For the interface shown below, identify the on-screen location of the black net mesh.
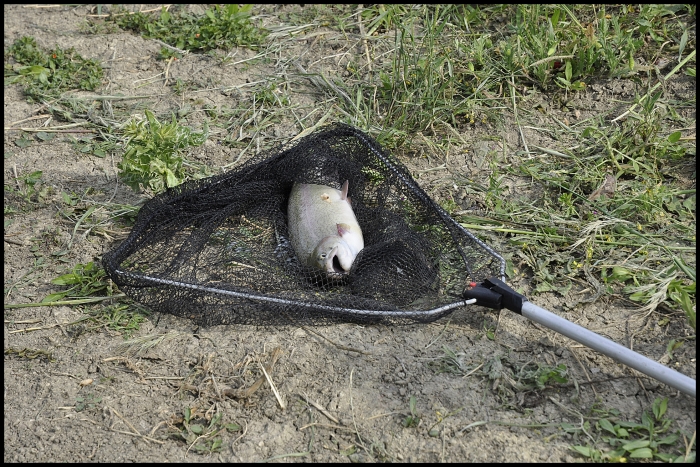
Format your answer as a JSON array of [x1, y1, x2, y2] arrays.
[[103, 123, 505, 325]]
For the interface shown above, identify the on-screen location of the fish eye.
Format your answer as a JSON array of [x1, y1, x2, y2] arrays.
[[320, 254, 326, 258]]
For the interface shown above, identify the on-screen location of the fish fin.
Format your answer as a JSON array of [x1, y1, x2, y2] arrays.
[[340, 180, 349, 201], [337, 223, 353, 236]]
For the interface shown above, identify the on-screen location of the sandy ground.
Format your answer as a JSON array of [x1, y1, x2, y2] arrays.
[[4, 4, 695, 462]]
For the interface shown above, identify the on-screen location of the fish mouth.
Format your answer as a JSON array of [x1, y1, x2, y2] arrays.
[[331, 254, 346, 274]]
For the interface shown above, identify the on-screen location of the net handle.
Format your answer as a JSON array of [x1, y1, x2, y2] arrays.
[[465, 277, 695, 398], [521, 301, 696, 398]]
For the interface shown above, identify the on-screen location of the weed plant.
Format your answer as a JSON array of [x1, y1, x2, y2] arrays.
[[4, 36, 103, 101], [118, 110, 208, 192], [570, 398, 695, 462], [110, 4, 267, 57]]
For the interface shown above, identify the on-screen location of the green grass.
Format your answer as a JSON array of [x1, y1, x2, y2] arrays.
[[402, 395, 421, 428], [166, 407, 242, 454], [109, 4, 267, 57], [4, 36, 103, 101], [478, 81, 696, 324], [328, 5, 692, 135], [4, 169, 48, 207], [118, 109, 209, 193], [82, 303, 149, 338], [5, 260, 147, 338], [569, 398, 696, 462], [41, 260, 118, 302], [74, 392, 102, 413]]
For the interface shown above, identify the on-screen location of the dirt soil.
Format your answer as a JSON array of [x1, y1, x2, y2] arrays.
[[4, 4, 696, 462]]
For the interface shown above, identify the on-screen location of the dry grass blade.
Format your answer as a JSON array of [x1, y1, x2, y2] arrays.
[[223, 347, 283, 399], [113, 331, 185, 357], [260, 361, 285, 409], [299, 393, 340, 424]]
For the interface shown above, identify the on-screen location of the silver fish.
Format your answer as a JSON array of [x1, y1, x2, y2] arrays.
[[287, 180, 364, 275]]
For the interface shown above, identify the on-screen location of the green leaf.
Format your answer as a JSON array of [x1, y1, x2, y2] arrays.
[[225, 423, 241, 432], [190, 424, 203, 434], [403, 415, 419, 428], [556, 77, 571, 88], [41, 292, 68, 303], [654, 452, 675, 462], [561, 422, 579, 433], [652, 397, 668, 420], [603, 448, 627, 462], [15, 135, 33, 148], [678, 29, 688, 61], [598, 418, 616, 435], [609, 266, 634, 282], [629, 290, 648, 302], [655, 434, 679, 445], [617, 420, 645, 430], [551, 8, 561, 28], [159, 7, 170, 23], [683, 304, 695, 331], [570, 445, 592, 457], [36, 131, 55, 141], [409, 395, 417, 414], [672, 255, 696, 282], [628, 447, 653, 459], [667, 131, 681, 143], [622, 439, 650, 451], [208, 412, 222, 429], [25, 171, 43, 185], [535, 281, 554, 293], [556, 281, 573, 296], [165, 168, 179, 188], [51, 273, 80, 285]]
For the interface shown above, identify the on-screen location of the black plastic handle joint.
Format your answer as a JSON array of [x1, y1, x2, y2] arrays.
[[462, 277, 527, 314]]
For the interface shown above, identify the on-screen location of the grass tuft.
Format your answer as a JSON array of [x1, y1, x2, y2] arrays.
[[570, 398, 696, 462], [4, 36, 103, 101], [109, 4, 267, 57], [118, 109, 208, 193]]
